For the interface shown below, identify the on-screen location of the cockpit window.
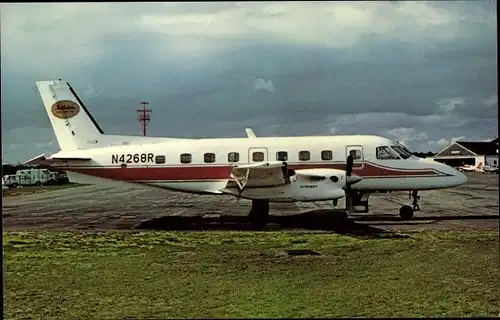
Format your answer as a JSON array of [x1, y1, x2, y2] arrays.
[[391, 145, 414, 160], [376, 146, 399, 160]]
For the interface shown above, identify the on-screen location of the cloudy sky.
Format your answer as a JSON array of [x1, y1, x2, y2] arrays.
[[1, 1, 497, 163]]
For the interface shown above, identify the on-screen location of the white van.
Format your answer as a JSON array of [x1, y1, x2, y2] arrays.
[[14, 168, 52, 187]]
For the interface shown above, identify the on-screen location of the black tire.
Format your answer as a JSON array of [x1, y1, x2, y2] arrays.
[[248, 210, 267, 229], [248, 200, 269, 229], [35, 181, 42, 186], [399, 205, 414, 220], [329, 211, 349, 227], [11, 183, 18, 188]]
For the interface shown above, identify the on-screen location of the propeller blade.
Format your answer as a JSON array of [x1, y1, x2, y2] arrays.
[[346, 154, 353, 177], [344, 154, 355, 214]]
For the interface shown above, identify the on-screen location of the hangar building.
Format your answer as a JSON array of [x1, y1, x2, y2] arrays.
[[430, 138, 498, 168]]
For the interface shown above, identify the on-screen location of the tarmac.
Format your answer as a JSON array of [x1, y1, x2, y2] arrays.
[[2, 172, 498, 234]]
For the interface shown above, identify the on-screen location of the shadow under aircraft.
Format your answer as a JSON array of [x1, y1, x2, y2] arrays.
[[135, 209, 414, 239]]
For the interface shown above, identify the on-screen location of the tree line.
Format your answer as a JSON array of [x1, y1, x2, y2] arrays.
[[412, 151, 436, 158]]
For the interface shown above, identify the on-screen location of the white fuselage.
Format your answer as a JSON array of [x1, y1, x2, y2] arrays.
[[49, 134, 467, 201]]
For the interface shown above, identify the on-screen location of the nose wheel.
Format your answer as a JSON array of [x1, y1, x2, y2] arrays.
[[400, 190, 420, 220], [399, 205, 414, 220]]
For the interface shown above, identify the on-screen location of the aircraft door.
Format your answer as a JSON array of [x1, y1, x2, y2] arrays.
[[248, 147, 268, 163], [345, 145, 364, 169]]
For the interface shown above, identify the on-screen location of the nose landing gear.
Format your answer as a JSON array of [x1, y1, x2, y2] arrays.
[[410, 190, 420, 212]]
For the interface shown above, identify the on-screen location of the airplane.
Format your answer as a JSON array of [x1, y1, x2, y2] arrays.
[[25, 80, 468, 228], [457, 162, 483, 172], [482, 165, 499, 174]]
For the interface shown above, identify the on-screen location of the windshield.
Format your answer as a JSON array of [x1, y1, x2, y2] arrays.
[[376, 146, 400, 160], [391, 144, 415, 160]]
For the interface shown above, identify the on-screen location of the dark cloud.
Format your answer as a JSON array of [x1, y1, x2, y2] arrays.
[[1, 1, 497, 162]]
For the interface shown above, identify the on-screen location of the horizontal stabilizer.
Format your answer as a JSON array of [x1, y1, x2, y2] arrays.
[[24, 153, 48, 166], [51, 156, 92, 161], [24, 153, 92, 166]]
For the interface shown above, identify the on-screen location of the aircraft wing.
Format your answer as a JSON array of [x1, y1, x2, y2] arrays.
[[24, 153, 92, 166], [229, 161, 290, 191]]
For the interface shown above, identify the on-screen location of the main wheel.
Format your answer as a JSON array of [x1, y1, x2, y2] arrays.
[[333, 211, 349, 224], [248, 200, 269, 229], [399, 205, 414, 220]]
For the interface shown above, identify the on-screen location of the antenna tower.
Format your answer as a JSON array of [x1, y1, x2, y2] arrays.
[[137, 101, 152, 136]]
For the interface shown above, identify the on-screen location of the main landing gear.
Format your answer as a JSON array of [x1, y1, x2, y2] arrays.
[[248, 199, 270, 229], [349, 190, 421, 220], [247, 191, 422, 227], [345, 192, 370, 213]]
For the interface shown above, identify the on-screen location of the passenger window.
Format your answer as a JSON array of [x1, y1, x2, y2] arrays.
[[180, 153, 192, 164], [204, 153, 216, 163], [276, 151, 288, 161], [299, 151, 310, 161], [155, 155, 166, 164], [253, 152, 265, 162], [321, 150, 333, 161], [228, 152, 239, 162], [349, 149, 362, 160]]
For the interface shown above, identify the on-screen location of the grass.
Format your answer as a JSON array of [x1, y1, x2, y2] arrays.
[[3, 230, 499, 319], [2, 183, 84, 197]]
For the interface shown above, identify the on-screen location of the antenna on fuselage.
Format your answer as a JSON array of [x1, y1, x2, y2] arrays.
[[245, 128, 257, 138]]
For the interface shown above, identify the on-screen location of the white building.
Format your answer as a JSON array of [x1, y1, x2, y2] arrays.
[[429, 138, 498, 168]]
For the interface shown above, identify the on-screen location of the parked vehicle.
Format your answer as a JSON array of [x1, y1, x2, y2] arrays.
[[482, 165, 499, 174], [3, 168, 62, 188], [2, 174, 17, 188]]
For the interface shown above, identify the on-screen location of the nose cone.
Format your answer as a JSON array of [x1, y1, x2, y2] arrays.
[[454, 170, 468, 186], [438, 163, 468, 187], [346, 174, 362, 185]]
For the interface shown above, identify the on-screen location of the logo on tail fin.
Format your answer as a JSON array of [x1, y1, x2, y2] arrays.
[[51, 100, 80, 119]]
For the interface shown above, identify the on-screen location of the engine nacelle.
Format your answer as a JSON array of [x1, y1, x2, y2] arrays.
[[293, 168, 347, 185], [236, 168, 348, 202], [281, 168, 347, 202]]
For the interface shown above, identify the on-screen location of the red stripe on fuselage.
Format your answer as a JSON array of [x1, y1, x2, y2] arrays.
[[62, 162, 440, 181]]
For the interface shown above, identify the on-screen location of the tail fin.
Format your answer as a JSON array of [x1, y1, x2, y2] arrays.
[[36, 80, 104, 151]]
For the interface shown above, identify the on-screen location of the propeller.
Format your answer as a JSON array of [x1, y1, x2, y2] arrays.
[[343, 154, 362, 214], [344, 155, 354, 213]]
